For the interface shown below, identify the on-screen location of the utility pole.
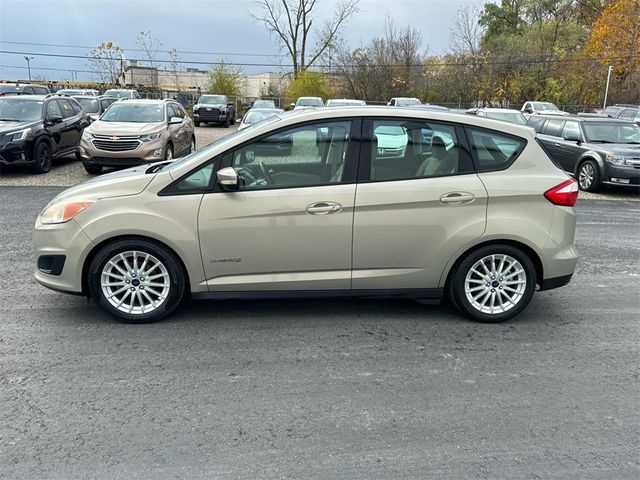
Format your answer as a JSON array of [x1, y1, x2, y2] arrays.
[[603, 65, 613, 109], [24, 56, 34, 81]]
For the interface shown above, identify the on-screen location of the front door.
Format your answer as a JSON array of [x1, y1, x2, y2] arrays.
[[352, 118, 488, 290], [198, 119, 359, 291]]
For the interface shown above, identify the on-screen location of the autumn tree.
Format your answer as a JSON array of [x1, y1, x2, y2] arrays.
[[286, 70, 331, 102], [585, 0, 640, 102], [252, 0, 359, 77]]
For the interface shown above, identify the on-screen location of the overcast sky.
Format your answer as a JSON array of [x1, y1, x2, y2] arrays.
[[0, 0, 488, 82]]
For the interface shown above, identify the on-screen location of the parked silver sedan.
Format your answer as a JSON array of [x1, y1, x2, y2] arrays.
[[34, 107, 579, 323]]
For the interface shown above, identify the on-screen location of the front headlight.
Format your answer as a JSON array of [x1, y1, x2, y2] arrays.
[[82, 131, 94, 141], [40, 200, 95, 225], [10, 127, 31, 141], [605, 154, 627, 165], [193, 105, 199, 112], [140, 132, 162, 142]]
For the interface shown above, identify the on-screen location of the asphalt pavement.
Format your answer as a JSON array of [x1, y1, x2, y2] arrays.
[[0, 187, 638, 479]]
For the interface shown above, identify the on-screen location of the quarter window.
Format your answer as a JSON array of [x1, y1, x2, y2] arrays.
[[467, 128, 526, 172], [231, 121, 352, 190], [368, 119, 464, 181]]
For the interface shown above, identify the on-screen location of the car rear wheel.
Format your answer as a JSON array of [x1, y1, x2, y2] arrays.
[[578, 160, 600, 192], [448, 245, 536, 323], [87, 238, 186, 323], [31, 140, 52, 174]]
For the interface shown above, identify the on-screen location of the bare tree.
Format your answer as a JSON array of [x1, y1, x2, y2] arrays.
[[451, 3, 483, 55], [136, 31, 162, 68], [252, 0, 359, 77], [168, 48, 181, 93], [88, 42, 125, 86]]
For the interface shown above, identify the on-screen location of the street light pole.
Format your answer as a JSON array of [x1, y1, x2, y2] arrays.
[[603, 65, 613, 109], [24, 56, 34, 82]]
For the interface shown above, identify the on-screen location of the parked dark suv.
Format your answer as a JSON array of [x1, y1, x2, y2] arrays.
[[0, 83, 50, 96], [0, 95, 87, 173], [193, 94, 236, 127], [528, 115, 640, 191], [602, 104, 640, 125]]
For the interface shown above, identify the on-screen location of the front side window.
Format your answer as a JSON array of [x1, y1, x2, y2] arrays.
[[76, 98, 99, 113], [468, 128, 526, 172], [46, 100, 62, 119], [231, 120, 352, 190], [395, 98, 421, 107], [561, 121, 581, 140], [368, 119, 463, 181]]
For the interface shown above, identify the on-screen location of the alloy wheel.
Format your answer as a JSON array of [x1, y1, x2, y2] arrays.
[[100, 251, 171, 315], [464, 254, 527, 315], [578, 163, 594, 190]]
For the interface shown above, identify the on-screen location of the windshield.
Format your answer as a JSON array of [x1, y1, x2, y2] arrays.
[[485, 111, 528, 125], [0, 85, 22, 94], [243, 110, 280, 124], [104, 90, 133, 99], [253, 100, 275, 108], [100, 103, 164, 123], [583, 122, 640, 144], [532, 102, 559, 111], [75, 98, 99, 113], [296, 98, 323, 107], [328, 99, 366, 106], [396, 98, 421, 106], [0, 98, 43, 121], [162, 115, 281, 172], [199, 95, 226, 104]]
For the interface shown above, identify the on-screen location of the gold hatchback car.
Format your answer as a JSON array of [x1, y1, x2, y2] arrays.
[[78, 99, 195, 174], [34, 108, 579, 323]]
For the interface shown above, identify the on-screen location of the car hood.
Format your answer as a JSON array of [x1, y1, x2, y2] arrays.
[[197, 103, 226, 108], [0, 120, 38, 134], [87, 121, 164, 136], [48, 164, 158, 205], [583, 143, 640, 154]]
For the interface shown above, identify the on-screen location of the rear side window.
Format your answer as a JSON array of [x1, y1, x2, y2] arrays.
[[527, 116, 546, 133], [543, 119, 565, 137], [620, 109, 637, 120], [69, 99, 82, 115], [34, 87, 48, 94], [23, 87, 35, 94], [467, 128, 526, 172], [56, 99, 75, 119]]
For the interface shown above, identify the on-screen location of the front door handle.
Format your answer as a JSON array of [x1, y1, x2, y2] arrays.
[[306, 201, 342, 215], [440, 192, 475, 205]]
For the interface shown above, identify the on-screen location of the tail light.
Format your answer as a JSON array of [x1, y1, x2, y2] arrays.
[[544, 178, 578, 206]]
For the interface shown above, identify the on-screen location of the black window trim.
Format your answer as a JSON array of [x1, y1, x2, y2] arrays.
[[463, 124, 528, 173], [358, 116, 475, 183]]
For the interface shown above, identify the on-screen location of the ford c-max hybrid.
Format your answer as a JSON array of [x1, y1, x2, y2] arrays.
[[34, 108, 579, 323]]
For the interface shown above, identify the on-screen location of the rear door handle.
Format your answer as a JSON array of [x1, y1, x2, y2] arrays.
[[439, 192, 475, 205], [306, 201, 342, 215]]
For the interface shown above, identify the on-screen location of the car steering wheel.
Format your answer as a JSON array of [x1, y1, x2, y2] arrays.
[[258, 161, 274, 184]]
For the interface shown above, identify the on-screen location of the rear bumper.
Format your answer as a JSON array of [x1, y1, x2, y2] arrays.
[[539, 274, 573, 291]]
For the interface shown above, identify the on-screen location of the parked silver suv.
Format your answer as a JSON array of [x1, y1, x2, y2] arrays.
[[34, 108, 579, 323]]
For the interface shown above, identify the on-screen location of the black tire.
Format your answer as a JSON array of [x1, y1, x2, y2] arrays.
[[84, 164, 102, 174], [31, 140, 53, 174], [165, 143, 174, 160], [194, 121, 200, 127], [223, 116, 229, 128], [447, 244, 537, 323], [87, 238, 186, 323], [577, 159, 600, 192], [230, 113, 236, 125], [189, 136, 196, 154]]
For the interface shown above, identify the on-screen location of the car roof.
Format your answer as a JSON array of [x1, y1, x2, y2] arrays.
[[531, 114, 633, 123], [477, 108, 523, 113], [0, 94, 48, 100], [110, 98, 166, 105]]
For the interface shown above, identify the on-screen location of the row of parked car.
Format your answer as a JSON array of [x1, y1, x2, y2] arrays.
[[0, 87, 194, 174]]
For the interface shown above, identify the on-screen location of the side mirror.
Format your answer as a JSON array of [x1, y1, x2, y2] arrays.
[[564, 134, 581, 143], [217, 167, 239, 190], [169, 116, 182, 124], [48, 115, 63, 124]]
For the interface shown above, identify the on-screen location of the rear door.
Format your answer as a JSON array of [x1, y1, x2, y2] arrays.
[[55, 98, 81, 152], [536, 118, 566, 169], [352, 117, 487, 291]]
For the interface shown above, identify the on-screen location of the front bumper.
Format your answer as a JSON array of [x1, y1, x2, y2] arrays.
[[602, 163, 640, 188], [0, 138, 34, 166], [79, 137, 166, 167], [33, 217, 94, 294], [193, 109, 228, 123]]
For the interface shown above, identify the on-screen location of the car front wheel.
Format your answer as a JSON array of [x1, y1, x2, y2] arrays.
[[578, 160, 600, 192], [448, 245, 536, 323], [31, 140, 52, 174], [87, 238, 186, 323]]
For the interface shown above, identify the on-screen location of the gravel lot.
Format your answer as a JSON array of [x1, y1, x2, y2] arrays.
[[0, 124, 639, 202], [1, 190, 638, 478]]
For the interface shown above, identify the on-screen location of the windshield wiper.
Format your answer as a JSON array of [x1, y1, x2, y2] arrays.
[[588, 139, 617, 143], [145, 161, 172, 174]]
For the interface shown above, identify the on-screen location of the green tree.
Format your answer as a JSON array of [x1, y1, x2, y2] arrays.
[[286, 70, 331, 102], [207, 60, 243, 97]]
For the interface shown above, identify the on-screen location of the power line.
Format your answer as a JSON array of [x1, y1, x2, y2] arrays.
[[0, 40, 280, 58]]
